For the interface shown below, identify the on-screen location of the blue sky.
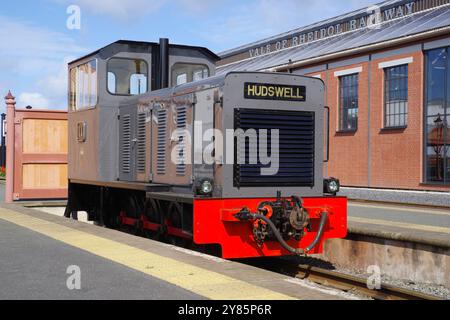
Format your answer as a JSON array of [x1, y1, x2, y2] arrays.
[[0, 0, 378, 112]]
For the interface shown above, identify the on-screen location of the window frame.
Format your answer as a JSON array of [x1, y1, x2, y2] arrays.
[[424, 47, 450, 186], [383, 64, 409, 129], [338, 73, 359, 133], [171, 62, 210, 87], [69, 58, 99, 112], [106, 57, 149, 96]]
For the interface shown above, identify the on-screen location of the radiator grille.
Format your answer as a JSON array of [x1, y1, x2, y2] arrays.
[[121, 114, 131, 174], [176, 105, 187, 176], [137, 112, 146, 173], [157, 109, 167, 175], [234, 108, 315, 188]]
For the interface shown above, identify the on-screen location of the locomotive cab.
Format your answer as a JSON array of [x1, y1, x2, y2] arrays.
[[67, 39, 219, 183]]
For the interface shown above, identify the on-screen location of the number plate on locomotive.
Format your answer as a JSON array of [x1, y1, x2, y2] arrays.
[[244, 82, 306, 102]]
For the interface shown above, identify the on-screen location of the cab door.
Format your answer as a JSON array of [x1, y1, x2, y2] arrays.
[[119, 105, 137, 182]]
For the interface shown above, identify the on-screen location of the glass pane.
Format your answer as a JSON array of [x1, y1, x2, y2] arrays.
[[107, 58, 148, 95], [427, 115, 445, 146], [76, 59, 97, 110], [339, 74, 358, 131], [385, 65, 408, 127], [130, 74, 147, 95], [171, 63, 209, 87], [446, 149, 450, 183], [427, 146, 444, 182], [448, 51, 450, 115], [107, 72, 116, 94], [177, 73, 187, 85], [446, 116, 450, 183], [69, 68, 77, 111], [427, 115, 446, 183], [426, 48, 446, 116]]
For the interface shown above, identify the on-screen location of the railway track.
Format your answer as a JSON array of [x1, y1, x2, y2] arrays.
[[245, 258, 443, 300]]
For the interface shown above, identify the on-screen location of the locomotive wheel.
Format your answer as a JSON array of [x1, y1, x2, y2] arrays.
[[70, 211, 79, 221], [144, 198, 162, 224], [168, 202, 183, 229], [121, 194, 144, 220]]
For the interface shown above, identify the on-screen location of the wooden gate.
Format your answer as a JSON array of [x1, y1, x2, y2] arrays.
[[5, 91, 68, 202]]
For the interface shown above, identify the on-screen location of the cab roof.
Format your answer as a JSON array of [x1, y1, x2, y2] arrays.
[[69, 40, 220, 66]]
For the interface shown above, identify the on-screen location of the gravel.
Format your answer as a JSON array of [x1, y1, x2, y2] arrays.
[[281, 255, 450, 300]]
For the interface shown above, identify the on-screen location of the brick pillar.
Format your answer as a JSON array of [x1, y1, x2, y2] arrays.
[[5, 91, 16, 203]]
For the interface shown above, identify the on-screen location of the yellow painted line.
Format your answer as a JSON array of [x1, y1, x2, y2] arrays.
[[349, 216, 450, 234], [349, 203, 450, 217], [0, 209, 295, 300]]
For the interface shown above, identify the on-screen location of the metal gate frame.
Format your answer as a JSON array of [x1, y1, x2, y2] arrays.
[[5, 91, 68, 202]]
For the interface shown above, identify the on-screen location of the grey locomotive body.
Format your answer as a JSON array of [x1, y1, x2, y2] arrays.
[[115, 71, 326, 199]]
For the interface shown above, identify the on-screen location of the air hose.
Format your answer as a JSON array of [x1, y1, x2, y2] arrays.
[[237, 209, 329, 256]]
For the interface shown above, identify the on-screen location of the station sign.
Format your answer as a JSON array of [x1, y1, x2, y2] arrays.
[[243, 0, 422, 59]]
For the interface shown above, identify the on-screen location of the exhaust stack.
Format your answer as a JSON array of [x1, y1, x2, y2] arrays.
[[159, 38, 169, 89]]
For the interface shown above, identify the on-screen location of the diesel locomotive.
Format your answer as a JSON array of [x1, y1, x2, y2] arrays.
[[64, 39, 347, 259]]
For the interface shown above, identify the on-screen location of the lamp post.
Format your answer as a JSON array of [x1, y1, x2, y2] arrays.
[[434, 114, 444, 181]]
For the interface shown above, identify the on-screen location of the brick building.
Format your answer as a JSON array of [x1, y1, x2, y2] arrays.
[[217, 0, 450, 192]]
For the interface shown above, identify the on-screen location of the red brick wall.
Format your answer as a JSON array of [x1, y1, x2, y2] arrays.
[[303, 47, 450, 192], [369, 51, 423, 190], [306, 62, 370, 187]]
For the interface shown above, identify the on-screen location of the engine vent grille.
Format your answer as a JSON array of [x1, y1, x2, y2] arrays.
[[121, 114, 131, 174], [137, 112, 146, 173], [234, 108, 315, 188], [157, 109, 167, 175], [176, 105, 187, 176]]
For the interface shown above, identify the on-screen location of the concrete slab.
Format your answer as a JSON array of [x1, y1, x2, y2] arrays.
[[342, 187, 450, 207], [348, 201, 450, 249], [0, 203, 357, 300], [0, 219, 203, 300]]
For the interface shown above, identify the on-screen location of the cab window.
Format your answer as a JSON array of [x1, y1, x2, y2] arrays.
[[69, 59, 98, 111], [107, 58, 148, 95], [171, 63, 209, 86]]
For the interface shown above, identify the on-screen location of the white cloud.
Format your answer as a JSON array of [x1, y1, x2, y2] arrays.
[[18, 92, 51, 109], [0, 15, 85, 66], [0, 15, 87, 110], [193, 0, 378, 50], [177, 0, 226, 14], [54, 0, 225, 19]]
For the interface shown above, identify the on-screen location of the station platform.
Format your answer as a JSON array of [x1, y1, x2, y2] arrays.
[[347, 201, 450, 248], [0, 203, 355, 300]]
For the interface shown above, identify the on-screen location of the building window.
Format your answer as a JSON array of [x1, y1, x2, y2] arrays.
[[339, 74, 359, 132], [107, 58, 148, 95], [384, 65, 408, 128], [425, 47, 450, 185], [69, 59, 98, 111], [171, 63, 209, 86]]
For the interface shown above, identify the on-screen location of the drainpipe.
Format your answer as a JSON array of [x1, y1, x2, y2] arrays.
[[5, 91, 15, 203]]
